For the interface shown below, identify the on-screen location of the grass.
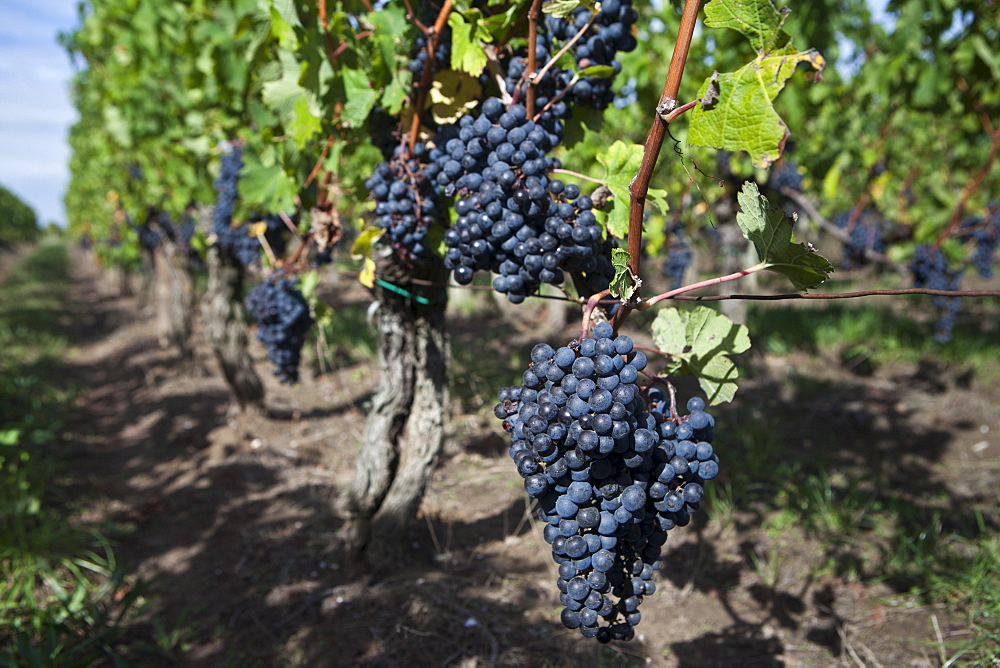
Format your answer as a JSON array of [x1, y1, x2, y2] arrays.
[[701, 295, 1000, 664], [0, 243, 142, 665], [746, 299, 1000, 370]]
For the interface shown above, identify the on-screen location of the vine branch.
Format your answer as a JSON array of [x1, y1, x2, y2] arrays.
[[780, 187, 906, 275], [642, 264, 765, 308], [525, 0, 543, 118], [407, 0, 454, 157], [612, 0, 700, 330], [670, 288, 1000, 302], [934, 124, 1000, 247]]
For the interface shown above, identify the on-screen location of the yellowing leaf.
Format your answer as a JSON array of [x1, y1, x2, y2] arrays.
[[429, 69, 483, 125], [352, 227, 382, 288], [359, 257, 376, 288]]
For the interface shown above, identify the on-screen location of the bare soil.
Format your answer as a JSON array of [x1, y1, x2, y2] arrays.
[[59, 248, 998, 667]]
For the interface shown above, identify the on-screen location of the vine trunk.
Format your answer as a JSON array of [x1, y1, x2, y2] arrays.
[[201, 222, 265, 414], [344, 247, 450, 566]]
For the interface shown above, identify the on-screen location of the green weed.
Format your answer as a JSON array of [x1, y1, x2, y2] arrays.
[[0, 243, 142, 664]]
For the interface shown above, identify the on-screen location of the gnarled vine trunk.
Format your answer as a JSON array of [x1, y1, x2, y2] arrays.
[[344, 248, 450, 565], [152, 238, 194, 360], [201, 230, 265, 414]]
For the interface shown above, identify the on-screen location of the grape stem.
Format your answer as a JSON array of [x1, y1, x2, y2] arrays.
[[407, 0, 454, 158], [550, 168, 604, 185], [633, 344, 676, 359], [934, 124, 1000, 248], [611, 0, 701, 330], [400, 0, 431, 35], [278, 211, 300, 237], [780, 187, 905, 274], [661, 99, 698, 123], [257, 230, 278, 267], [525, 0, 543, 117], [641, 263, 767, 308], [580, 289, 611, 341], [303, 135, 336, 190], [483, 45, 513, 105], [531, 11, 599, 90], [670, 288, 1000, 301], [665, 381, 680, 423], [532, 78, 577, 122]]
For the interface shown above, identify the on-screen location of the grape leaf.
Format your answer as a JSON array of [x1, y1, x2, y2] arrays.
[[651, 306, 750, 406], [595, 141, 668, 239], [688, 47, 823, 167], [543, 0, 584, 19], [351, 227, 382, 289], [578, 65, 615, 79], [448, 9, 492, 76], [688, 0, 824, 167], [239, 152, 298, 212], [736, 181, 833, 290], [341, 67, 378, 128], [703, 0, 789, 53], [429, 69, 483, 124], [609, 247, 639, 300], [298, 269, 321, 299]]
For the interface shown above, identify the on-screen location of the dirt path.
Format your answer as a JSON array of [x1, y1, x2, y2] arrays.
[[61, 248, 998, 667]]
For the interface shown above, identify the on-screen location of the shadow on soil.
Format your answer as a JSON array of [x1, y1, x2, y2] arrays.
[[52, 257, 998, 666]]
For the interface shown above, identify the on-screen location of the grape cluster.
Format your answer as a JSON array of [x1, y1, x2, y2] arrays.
[[244, 277, 314, 384], [495, 322, 720, 641], [910, 244, 963, 343], [365, 144, 441, 260], [212, 147, 263, 266], [136, 223, 162, 251], [661, 225, 693, 291], [544, 0, 639, 109], [408, 27, 452, 76], [834, 210, 884, 269], [363, 3, 636, 300], [613, 76, 638, 109], [769, 161, 804, 194], [433, 99, 612, 301], [958, 208, 999, 279]]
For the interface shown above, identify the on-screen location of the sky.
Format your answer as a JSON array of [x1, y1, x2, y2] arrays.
[[0, 0, 79, 227], [0, 0, 895, 231]]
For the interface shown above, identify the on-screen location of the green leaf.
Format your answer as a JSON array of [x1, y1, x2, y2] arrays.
[[735, 181, 833, 290], [578, 65, 615, 79], [382, 73, 409, 115], [448, 9, 492, 76], [288, 95, 322, 148], [687, 48, 824, 167], [543, 0, 584, 20], [595, 141, 668, 239], [651, 306, 751, 406], [298, 269, 321, 299], [239, 152, 298, 212], [341, 67, 378, 128], [703, 0, 789, 53], [609, 248, 639, 300]]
